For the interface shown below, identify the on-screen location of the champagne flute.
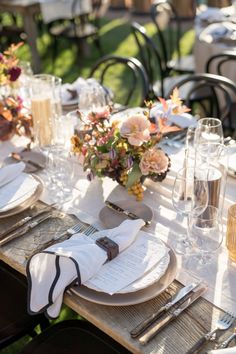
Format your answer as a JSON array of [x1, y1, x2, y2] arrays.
[[171, 166, 208, 254]]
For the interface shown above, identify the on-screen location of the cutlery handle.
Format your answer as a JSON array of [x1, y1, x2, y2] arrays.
[[186, 336, 208, 354], [139, 313, 174, 345], [217, 333, 236, 349], [0, 225, 31, 246], [130, 306, 166, 338]]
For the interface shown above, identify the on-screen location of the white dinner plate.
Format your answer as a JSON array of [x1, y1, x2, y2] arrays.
[[0, 175, 44, 218], [71, 245, 177, 306], [99, 199, 153, 229]]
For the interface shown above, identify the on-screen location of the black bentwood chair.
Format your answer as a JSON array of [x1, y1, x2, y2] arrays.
[[131, 21, 193, 99], [166, 73, 236, 136], [19, 319, 131, 354], [89, 55, 150, 108], [0, 260, 49, 350], [206, 51, 236, 76], [48, 0, 103, 61], [150, 0, 195, 75]]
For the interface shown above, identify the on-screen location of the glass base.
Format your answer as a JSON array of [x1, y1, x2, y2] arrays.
[[169, 232, 192, 255]]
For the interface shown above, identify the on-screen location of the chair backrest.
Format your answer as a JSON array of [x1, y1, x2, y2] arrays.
[[165, 73, 236, 134], [131, 21, 166, 98], [206, 51, 236, 77], [89, 55, 149, 107], [150, 0, 182, 66]]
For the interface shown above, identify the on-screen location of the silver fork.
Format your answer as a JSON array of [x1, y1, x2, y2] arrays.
[[186, 312, 235, 354], [28, 221, 100, 258]]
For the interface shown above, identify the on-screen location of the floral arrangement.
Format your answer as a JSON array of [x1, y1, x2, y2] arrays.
[[71, 103, 171, 200], [71, 89, 190, 200], [0, 42, 33, 141]]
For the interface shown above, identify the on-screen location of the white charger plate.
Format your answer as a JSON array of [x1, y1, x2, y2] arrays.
[[71, 244, 177, 306]]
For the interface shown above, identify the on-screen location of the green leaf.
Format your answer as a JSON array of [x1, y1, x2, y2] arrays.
[[126, 162, 142, 188]]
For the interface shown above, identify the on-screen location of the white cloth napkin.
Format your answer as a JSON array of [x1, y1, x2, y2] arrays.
[[0, 162, 25, 188], [208, 346, 236, 354], [40, 0, 92, 24], [199, 22, 236, 43], [198, 7, 227, 22], [27, 219, 145, 318], [150, 103, 196, 128]]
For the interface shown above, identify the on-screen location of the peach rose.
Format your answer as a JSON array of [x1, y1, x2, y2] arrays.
[[87, 106, 110, 122], [139, 148, 169, 175], [120, 114, 151, 146]]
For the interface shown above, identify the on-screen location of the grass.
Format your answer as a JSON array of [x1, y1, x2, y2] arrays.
[[0, 12, 195, 354]]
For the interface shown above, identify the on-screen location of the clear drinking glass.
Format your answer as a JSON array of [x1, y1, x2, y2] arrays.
[[30, 74, 62, 149], [171, 166, 209, 254], [195, 117, 224, 146], [78, 81, 107, 114], [188, 205, 223, 266]]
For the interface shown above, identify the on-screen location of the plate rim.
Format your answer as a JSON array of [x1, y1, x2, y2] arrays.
[[71, 243, 177, 306], [0, 174, 43, 218]]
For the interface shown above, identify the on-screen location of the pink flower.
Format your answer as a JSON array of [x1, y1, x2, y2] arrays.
[[139, 147, 169, 175], [87, 106, 110, 123], [120, 114, 151, 146]]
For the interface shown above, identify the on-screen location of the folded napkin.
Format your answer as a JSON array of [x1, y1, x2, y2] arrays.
[[27, 219, 145, 319], [199, 22, 236, 43], [208, 346, 236, 354], [0, 162, 25, 188], [150, 103, 196, 129]]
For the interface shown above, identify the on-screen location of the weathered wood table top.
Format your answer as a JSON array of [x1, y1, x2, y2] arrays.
[[0, 201, 234, 354]]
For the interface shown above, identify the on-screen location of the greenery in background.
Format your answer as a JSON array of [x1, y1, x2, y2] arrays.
[[0, 12, 194, 354]]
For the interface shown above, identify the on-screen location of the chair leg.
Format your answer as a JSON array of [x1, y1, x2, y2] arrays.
[[39, 317, 50, 331], [93, 34, 103, 56]]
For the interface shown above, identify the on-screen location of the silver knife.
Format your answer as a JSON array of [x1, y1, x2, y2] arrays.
[[0, 205, 54, 240], [139, 283, 208, 345], [0, 213, 52, 247], [105, 200, 151, 226], [130, 282, 200, 338]]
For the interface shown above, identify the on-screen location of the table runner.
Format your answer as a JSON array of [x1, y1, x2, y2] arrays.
[[0, 136, 236, 313]]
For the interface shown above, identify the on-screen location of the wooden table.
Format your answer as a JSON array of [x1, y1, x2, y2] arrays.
[[0, 0, 41, 73], [0, 201, 235, 354]]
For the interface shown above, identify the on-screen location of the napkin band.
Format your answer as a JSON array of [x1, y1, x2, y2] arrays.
[[96, 237, 119, 261]]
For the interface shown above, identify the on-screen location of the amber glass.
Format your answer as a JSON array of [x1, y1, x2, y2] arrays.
[[226, 204, 236, 262]]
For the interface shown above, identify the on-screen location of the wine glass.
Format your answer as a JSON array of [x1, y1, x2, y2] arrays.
[[171, 166, 209, 254], [195, 117, 224, 146], [187, 205, 223, 266]]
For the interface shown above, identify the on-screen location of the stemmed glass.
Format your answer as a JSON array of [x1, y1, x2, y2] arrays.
[[187, 205, 223, 266], [195, 117, 224, 145], [171, 166, 209, 254]]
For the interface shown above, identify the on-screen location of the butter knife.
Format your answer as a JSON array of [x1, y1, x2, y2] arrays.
[[139, 283, 208, 345], [130, 281, 200, 338], [105, 201, 151, 226], [0, 214, 52, 247], [0, 205, 54, 240], [11, 152, 44, 170]]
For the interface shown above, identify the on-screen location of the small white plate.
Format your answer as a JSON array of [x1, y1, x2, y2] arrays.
[[99, 199, 153, 229]]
